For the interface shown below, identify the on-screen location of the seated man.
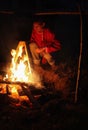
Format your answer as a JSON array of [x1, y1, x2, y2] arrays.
[[29, 20, 61, 70]]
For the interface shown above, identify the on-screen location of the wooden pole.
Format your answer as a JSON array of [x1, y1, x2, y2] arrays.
[[75, 5, 83, 103], [35, 11, 80, 15]]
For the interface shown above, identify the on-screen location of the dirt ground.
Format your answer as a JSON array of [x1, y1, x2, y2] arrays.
[[0, 62, 88, 130]]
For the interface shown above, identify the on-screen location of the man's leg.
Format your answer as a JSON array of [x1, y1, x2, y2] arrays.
[[43, 52, 55, 66], [43, 52, 58, 70], [29, 43, 41, 65]]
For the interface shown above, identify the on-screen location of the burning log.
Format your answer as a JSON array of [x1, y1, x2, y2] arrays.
[[21, 84, 41, 108], [0, 41, 43, 108], [0, 80, 41, 108]]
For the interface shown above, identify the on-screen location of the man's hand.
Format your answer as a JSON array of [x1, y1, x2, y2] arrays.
[[35, 47, 46, 53]]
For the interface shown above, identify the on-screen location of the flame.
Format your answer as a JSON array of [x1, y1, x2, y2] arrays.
[[3, 41, 43, 98], [10, 43, 31, 83]]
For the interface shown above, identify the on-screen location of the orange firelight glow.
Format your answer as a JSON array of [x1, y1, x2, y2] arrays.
[[10, 43, 31, 82], [3, 41, 43, 97]]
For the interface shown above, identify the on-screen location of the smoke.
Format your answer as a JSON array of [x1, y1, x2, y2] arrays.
[[28, 69, 44, 89]]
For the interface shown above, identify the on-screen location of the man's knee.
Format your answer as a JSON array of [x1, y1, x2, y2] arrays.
[[29, 42, 38, 50]]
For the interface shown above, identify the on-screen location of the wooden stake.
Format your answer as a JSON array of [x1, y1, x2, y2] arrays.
[[75, 5, 83, 103]]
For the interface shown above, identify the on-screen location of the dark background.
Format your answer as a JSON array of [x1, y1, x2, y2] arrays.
[[0, 0, 87, 65], [0, 1, 88, 130]]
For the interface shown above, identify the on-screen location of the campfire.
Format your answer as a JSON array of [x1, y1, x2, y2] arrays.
[[0, 41, 43, 106]]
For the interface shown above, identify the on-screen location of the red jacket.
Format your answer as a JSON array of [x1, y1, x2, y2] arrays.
[[30, 28, 61, 53]]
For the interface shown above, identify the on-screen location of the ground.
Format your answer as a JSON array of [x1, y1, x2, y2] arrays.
[[0, 62, 88, 130]]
